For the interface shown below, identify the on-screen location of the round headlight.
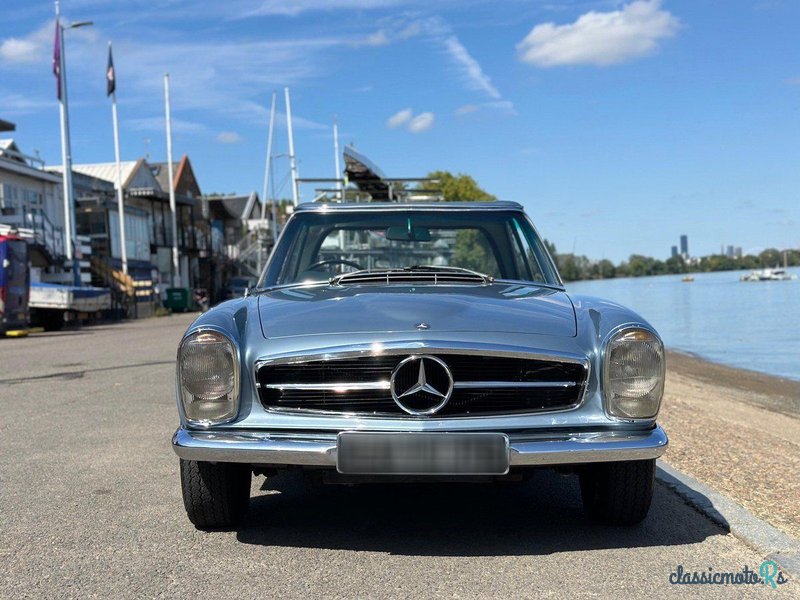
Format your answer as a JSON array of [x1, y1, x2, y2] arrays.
[[604, 328, 665, 419], [178, 331, 239, 425]]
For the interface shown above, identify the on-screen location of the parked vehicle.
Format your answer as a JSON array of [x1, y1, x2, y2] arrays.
[[172, 201, 668, 528], [29, 283, 112, 330], [193, 288, 209, 312], [0, 235, 30, 334], [221, 277, 256, 300]]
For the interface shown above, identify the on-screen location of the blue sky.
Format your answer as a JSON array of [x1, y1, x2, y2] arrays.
[[1, 0, 798, 262]]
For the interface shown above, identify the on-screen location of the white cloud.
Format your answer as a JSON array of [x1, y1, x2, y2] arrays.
[[386, 108, 413, 128], [274, 111, 330, 130], [0, 20, 55, 65], [442, 35, 501, 99], [0, 19, 99, 67], [0, 37, 40, 63], [387, 108, 434, 133], [361, 30, 390, 47], [216, 131, 243, 144], [407, 112, 434, 133], [0, 93, 53, 116], [483, 100, 517, 115], [455, 104, 478, 116], [408, 16, 512, 111], [455, 100, 516, 117], [517, 0, 679, 67], [127, 117, 210, 134], [243, 0, 406, 17]]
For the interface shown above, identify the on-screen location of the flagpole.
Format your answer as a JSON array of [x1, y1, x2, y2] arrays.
[[163, 73, 180, 288], [260, 91, 276, 237], [108, 43, 128, 277], [54, 1, 79, 285], [284, 87, 299, 206], [333, 116, 342, 200]]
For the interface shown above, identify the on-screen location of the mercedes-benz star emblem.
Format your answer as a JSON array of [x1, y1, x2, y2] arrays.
[[390, 355, 454, 415]]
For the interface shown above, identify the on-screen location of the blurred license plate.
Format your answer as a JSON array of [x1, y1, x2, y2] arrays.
[[337, 432, 509, 475]]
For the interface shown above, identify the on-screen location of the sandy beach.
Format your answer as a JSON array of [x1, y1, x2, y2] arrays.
[[661, 350, 800, 538]]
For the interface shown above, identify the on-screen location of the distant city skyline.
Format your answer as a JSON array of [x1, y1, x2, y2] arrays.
[[2, 0, 799, 262], [668, 234, 750, 261]]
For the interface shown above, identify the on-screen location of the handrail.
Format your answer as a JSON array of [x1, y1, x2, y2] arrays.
[[23, 208, 65, 259], [0, 146, 46, 169]]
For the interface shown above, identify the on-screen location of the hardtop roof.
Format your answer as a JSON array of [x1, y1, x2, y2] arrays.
[[294, 201, 523, 212]]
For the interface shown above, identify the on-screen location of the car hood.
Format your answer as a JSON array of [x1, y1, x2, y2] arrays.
[[257, 283, 576, 339]]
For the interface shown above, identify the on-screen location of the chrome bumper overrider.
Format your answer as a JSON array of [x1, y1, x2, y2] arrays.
[[172, 425, 668, 466]]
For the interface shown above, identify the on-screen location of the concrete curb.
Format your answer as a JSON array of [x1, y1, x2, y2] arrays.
[[657, 460, 800, 579]]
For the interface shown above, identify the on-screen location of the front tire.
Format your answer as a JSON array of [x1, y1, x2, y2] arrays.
[[579, 459, 655, 526], [180, 459, 251, 528]]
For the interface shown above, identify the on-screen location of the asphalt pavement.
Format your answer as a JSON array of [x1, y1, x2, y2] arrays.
[[0, 315, 795, 598]]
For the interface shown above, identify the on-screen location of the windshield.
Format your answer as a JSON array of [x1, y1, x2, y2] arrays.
[[260, 209, 561, 287]]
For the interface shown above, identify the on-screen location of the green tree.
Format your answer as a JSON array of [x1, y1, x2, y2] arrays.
[[426, 171, 498, 271], [596, 259, 616, 279], [759, 248, 782, 268], [453, 230, 498, 274], [543, 238, 558, 257], [664, 256, 686, 274], [426, 171, 497, 202]]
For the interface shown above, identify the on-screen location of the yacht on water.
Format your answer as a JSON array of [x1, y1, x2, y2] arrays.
[[740, 252, 796, 281]]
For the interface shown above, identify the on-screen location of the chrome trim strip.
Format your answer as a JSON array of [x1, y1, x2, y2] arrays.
[[172, 425, 668, 466], [453, 381, 577, 390], [254, 342, 589, 369], [262, 380, 578, 392], [263, 381, 390, 392], [294, 201, 524, 213]]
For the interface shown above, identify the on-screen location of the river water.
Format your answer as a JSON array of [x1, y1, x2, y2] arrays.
[[566, 268, 800, 381]]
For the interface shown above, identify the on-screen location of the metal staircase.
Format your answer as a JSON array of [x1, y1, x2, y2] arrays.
[[0, 208, 65, 264], [233, 227, 273, 278]]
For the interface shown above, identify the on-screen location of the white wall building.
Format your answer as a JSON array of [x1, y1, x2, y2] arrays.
[[0, 138, 66, 265]]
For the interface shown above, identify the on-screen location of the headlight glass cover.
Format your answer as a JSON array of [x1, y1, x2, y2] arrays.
[[178, 331, 239, 425], [604, 328, 665, 419]]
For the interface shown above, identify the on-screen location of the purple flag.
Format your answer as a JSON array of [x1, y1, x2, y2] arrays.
[[52, 20, 61, 100]]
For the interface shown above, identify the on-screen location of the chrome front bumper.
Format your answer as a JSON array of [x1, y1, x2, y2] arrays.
[[172, 425, 668, 466]]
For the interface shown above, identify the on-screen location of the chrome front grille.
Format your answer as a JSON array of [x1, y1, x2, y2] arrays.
[[255, 352, 588, 417]]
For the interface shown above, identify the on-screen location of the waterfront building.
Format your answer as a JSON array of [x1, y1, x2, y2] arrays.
[[204, 192, 284, 303], [47, 155, 209, 314], [0, 132, 67, 277], [680, 234, 689, 257]]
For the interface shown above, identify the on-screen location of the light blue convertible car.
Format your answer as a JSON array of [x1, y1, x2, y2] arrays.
[[172, 201, 667, 528]]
